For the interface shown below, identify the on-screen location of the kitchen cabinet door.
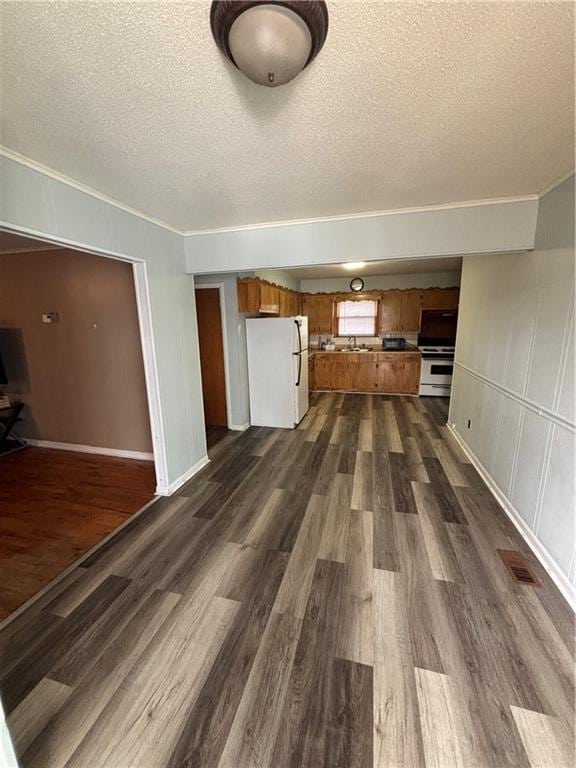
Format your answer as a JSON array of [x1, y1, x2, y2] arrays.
[[308, 355, 316, 391], [302, 295, 334, 334], [237, 279, 261, 313], [399, 290, 422, 331], [380, 292, 402, 332], [301, 294, 314, 326], [374, 361, 395, 392], [313, 357, 334, 390], [393, 361, 421, 394], [278, 288, 291, 317], [317, 296, 335, 333], [421, 288, 460, 310], [259, 283, 280, 314], [336, 359, 356, 391], [353, 361, 378, 391], [291, 291, 302, 316], [441, 288, 460, 309]]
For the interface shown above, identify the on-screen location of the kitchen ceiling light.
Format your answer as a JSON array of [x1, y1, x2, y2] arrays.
[[342, 262, 366, 271], [210, 1, 329, 87]]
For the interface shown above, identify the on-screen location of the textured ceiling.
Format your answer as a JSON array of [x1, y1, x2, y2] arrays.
[[1, 1, 574, 232], [281, 256, 462, 280]]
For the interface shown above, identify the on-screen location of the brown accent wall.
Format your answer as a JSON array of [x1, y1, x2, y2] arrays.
[[0, 249, 152, 453]]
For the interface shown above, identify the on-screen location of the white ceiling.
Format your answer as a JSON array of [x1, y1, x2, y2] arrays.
[[1, 1, 574, 232], [280, 256, 462, 280]]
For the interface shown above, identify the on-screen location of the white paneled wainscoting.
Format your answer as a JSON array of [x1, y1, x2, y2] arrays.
[[449, 364, 575, 607], [449, 175, 575, 607]]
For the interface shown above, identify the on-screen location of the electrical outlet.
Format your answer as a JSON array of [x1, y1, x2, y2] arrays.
[[42, 312, 60, 324]]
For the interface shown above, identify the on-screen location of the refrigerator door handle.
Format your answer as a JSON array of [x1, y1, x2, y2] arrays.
[[293, 352, 302, 387], [294, 319, 302, 355], [293, 319, 302, 387]]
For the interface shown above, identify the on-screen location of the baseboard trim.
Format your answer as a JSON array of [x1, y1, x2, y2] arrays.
[[229, 422, 250, 431], [447, 424, 575, 610], [24, 439, 154, 461], [155, 455, 210, 496]]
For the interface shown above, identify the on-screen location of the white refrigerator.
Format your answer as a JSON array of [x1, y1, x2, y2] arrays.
[[246, 316, 309, 428]]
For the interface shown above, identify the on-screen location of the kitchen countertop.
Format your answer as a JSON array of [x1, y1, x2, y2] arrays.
[[312, 344, 420, 355]]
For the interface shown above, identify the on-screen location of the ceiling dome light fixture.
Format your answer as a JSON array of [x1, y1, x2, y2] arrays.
[[210, 1, 329, 87]]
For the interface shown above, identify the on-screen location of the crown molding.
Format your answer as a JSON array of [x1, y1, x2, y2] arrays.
[[182, 193, 539, 237], [0, 146, 184, 236], [1, 145, 547, 239], [537, 168, 575, 198]]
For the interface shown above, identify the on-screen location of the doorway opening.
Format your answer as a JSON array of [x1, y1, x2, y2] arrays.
[[0, 231, 159, 621], [195, 284, 230, 454]]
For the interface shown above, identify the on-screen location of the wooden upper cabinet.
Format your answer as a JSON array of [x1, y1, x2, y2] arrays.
[[381, 291, 421, 332], [278, 289, 301, 317], [278, 288, 291, 317], [379, 288, 459, 332], [292, 291, 302, 316], [237, 278, 261, 313], [238, 280, 459, 328], [399, 290, 422, 331], [380, 292, 401, 332], [237, 278, 280, 315], [421, 288, 460, 310], [259, 282, 280, 314], [301, 294, 334, 334]]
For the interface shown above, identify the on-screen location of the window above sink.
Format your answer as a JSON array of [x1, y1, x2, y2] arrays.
[[335, 300, 379, 337]]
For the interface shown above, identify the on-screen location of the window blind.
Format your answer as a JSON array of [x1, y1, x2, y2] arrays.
[[336, 300, 378, 336]]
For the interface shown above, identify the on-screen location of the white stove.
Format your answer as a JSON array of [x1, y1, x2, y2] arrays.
[[417, 343, 455, 397]]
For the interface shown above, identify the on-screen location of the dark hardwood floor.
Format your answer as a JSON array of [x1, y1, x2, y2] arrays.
[[0, 447, 156, 620], [1, 394, 574, 767]]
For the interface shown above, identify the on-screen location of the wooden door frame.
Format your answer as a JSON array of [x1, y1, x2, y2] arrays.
[[194, 282, 232, 430]]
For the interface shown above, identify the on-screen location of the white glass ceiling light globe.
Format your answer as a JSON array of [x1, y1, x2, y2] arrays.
[[228, 4, 312, 87]]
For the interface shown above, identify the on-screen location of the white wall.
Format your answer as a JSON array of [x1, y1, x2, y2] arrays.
[[0, 155, 207, 493], [255, 269, 300, 290], [450, 176, 575, 603], [185, 198, 538, 274], [299, 270, 461, 293], [194, 273, 251, 429]]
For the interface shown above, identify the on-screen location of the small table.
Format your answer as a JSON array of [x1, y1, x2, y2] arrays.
[[0, 402, 27, 456]]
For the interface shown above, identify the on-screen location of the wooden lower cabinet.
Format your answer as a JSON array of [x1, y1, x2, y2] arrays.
[[310, 353, 420, 395], [313, 356, 335, 390], [308, 354, 316, 392]]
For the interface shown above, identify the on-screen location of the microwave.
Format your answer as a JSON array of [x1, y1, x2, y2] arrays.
[[382, 337, 406, 350]]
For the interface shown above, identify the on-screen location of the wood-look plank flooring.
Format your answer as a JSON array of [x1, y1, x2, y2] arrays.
[[1, 395, 574, 767], [206, 427, 229, 452], [0, 447, 155, 620]]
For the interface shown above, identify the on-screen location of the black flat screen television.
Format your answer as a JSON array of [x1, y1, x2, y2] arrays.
[[0, 328, 30, 391], [0, 350, 7, 386]]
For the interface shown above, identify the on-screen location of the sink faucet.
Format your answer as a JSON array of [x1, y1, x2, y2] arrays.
[[349, 336, 357, 349]]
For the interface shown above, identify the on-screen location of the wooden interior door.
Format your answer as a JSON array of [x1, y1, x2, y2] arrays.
[[195, 288, 228, 428]]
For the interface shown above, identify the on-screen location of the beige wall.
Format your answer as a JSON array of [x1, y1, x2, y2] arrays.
[[0, 249, 152, 453], [299, 270, 461, 293]]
